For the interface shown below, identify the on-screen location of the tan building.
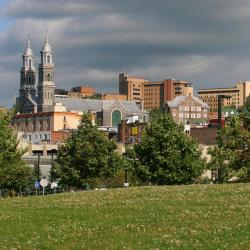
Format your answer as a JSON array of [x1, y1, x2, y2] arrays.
[[119, 73, 148, 105], [161, 79, 193, 103], [95, 92, 127, 101], [68, 86, 96, 98], [144, 81, 164, 110], [198, 81, 250, 111], [167, 95, 210, 125], [119, 73, 193, 110]]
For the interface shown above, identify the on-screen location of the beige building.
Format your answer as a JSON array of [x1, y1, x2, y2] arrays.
[[144, 81, 164, 110], [119, 73, 148, 105], [68, 86, 96, 99], [198, 81, 250, 111], [95, 92, 127, 101], [167, 95, 210, 125], [119, 73, 193, 110]]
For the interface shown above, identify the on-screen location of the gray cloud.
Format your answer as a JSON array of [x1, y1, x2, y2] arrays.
[[1, 0, 250, 107]]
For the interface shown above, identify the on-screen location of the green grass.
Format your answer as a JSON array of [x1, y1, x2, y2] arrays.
[[0, 184, 250, 250]]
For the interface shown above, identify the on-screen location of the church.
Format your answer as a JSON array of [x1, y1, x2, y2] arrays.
[[13, 35, 149, 144]]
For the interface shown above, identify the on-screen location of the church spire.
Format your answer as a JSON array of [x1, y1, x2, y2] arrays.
[[38, 32, 55, 112]]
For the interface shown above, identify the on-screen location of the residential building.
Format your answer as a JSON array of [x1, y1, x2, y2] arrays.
[[144, 81, 164, 110], [197, 81, 250, 111], [167, 95, 210, 125], [119, 73, 193, 110], [163, 79, 193, 101], [119, 73, 148, 105]]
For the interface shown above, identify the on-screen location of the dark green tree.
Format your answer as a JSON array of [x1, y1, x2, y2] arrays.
[[130, 112, 205, 185], [0, 111, 32, 195], [56, 113, 122, 188], [209, 115, 250, 182]]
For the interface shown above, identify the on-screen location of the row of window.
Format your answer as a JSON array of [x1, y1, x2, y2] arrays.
[[179, 106, 202, 112], [175, 113, 207, 119], [23, 133, 50, 142]]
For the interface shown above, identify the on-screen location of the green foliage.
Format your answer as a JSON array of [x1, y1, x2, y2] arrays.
[[209, 115, 250, 182], [244, 95, 250, 111], [130, 112, 205, 185], [0, 111, 32, 194], [56, 113, 122, 188]]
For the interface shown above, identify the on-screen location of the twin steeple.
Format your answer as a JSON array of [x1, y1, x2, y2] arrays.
[[19, 33, 55, 113]]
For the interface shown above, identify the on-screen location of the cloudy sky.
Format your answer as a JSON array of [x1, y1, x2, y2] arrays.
[[1, 0, 250, 107]]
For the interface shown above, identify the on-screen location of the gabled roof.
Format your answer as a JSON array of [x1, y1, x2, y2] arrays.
[[167, 95, 210, 109]]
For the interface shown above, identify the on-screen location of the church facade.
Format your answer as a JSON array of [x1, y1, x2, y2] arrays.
[[14, 36, 149, 144]]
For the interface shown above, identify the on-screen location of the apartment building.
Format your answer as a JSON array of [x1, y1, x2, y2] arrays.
[[119, 73, 148, 105], [167, 95, 210, 125], [119, 73, 193, 110], [144, 81, 164, 110], [198, 81, 250, 111]]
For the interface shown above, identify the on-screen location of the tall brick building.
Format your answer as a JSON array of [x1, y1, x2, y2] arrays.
[[119, 73, 193, 110]]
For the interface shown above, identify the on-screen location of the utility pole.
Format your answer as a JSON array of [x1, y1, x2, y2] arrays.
[[216, 94, 231, 182]]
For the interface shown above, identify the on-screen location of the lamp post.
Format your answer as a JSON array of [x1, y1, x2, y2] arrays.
[[123, 152, 130, 187], [50, 149, 57, 184]]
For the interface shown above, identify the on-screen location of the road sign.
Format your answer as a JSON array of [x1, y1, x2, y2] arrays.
[[40, 178, 48, 188], [35, 181, 40, 188], [50, 182, 58, 189]]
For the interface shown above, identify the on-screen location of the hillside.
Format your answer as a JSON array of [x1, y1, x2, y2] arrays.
[[0, 184, 249, 249]]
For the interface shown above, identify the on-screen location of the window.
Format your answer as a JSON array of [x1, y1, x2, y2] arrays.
[[40, 121, 43, 131], [47, 55, 50, 63], [112, 110, 122, 126], [196, 113, 201, 118], [179, 112, 184, 118], [191, 106, 196, 111], [191, 113, 196, 118], [197, 106, 201, 112], [46, 119, 50, 131]]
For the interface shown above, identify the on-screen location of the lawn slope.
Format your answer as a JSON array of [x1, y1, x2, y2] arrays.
[[0, 184, 250, 249]]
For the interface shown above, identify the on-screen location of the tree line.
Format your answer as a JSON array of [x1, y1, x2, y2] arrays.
[[0, 98, 249, 195]]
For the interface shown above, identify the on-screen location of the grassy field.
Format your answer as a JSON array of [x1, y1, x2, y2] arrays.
[[0, 184, 249, 250]]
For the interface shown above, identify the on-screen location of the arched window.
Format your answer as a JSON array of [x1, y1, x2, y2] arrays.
[[47, 55, 50, 63], [29, 59, 31, 67], [44, 55, 46, 63], [112, 110, 121, 126]]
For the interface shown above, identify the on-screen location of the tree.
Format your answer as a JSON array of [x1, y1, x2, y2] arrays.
[[244, 95, 250, 112], [129, 112, 205, 185], [0, 111, 32, 195], [208, 115, 250, 182], [56, 113, 122, 189]]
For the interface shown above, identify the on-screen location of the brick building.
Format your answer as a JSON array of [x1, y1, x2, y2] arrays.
[[119, 73, 193, 110]]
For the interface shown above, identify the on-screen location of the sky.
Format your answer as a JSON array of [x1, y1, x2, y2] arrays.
[[1, 0, 250, 107]]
